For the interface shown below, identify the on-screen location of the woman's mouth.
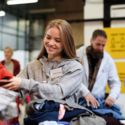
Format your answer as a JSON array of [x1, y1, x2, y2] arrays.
[[47, 45, 55, 51]]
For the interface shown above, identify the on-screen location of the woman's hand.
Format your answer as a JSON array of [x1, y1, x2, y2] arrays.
[[85, 93, 100, 108], [0, 77, 22, 91]]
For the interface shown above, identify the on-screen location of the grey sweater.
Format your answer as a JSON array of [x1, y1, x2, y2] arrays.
[[17, 57, 83, 103]]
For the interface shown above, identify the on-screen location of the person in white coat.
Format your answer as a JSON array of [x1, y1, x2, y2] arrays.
[[77, 29, 121, 108]]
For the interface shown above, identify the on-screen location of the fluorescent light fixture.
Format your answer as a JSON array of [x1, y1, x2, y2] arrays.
[[7, 0, 38, 5], [0, 11, 5, 16]]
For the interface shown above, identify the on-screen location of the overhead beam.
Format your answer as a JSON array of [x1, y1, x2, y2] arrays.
[[29, 8, 56, 14]]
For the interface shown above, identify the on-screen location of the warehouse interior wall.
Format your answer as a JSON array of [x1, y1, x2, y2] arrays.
[[0, 0, 125, 117], [45, 0, 84, 48], [0, 12, 29, 69]]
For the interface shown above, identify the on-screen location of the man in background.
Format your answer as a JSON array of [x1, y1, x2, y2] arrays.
[[77, 29, 121, 108]]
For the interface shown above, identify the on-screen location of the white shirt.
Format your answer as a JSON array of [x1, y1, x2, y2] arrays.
[[77, 46, 121, 100]]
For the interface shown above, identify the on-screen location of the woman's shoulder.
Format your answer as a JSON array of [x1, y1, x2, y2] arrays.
[[62, 58, 83, 72], [11, 59, 19, 63], [26, 60, 42, 69], [70, 59, 83, 69]]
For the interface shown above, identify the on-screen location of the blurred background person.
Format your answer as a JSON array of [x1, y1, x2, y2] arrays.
[[1, 46, 30, 124], [1, 47, 20, 76], [1, 46, 20, 124]]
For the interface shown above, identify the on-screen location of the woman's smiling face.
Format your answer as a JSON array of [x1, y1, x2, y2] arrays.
[[44, 26, 63, 60]]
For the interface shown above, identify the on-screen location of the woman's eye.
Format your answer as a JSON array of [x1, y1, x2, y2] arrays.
[[56, 40, 61, 42], [47, 37, 50, 39]]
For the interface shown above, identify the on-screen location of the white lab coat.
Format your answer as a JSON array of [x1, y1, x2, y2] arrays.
[[77, 46, 121, 100]]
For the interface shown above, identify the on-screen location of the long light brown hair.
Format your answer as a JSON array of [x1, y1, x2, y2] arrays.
[[37, 19, 77, 60]]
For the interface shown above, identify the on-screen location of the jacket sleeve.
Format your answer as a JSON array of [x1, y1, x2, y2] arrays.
[[76, 47, 90, 97], [78, 71, 90, 97], [17, 65, 31, 101], [17, 65, 29, 79], [15, 63, 20, 76], [76, 47, 84, 64], [19, 61, 83, 100], [108, 57, 121, 100]]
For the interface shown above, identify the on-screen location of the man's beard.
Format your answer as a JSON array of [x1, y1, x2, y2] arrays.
[[90, 45, 103, 59]]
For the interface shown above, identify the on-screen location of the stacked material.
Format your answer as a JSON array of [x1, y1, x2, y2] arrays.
[[0, 87, 18, 121]]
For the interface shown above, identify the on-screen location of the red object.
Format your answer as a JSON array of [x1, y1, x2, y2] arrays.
[[0, 120, 11, 125], [0, 63, 19, 124], [1, 59, 20, 76], [0, 63, 13, 81], [25, 94, 31, 103]]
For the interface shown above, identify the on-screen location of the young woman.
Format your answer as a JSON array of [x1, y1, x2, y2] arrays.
[[1, 19, 83, 103]]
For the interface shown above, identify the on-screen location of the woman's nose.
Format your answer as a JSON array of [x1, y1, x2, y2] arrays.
[[49, 39, 54, 45]]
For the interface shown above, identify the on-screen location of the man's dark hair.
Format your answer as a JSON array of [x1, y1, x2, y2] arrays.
[[92, 29, 107, 39]]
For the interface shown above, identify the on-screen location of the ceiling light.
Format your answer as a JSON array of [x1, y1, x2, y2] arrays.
[[0, 11, 5, 16], [7, 0, 38, 5]]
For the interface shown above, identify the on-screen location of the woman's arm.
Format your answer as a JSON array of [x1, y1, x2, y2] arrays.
[[2, 61, 83, 101], [20, 61, 83, 100]]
